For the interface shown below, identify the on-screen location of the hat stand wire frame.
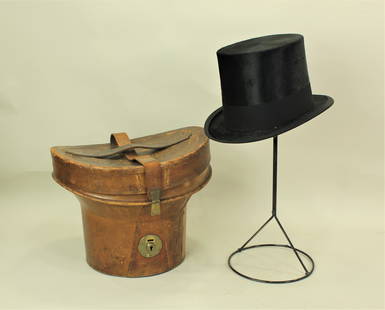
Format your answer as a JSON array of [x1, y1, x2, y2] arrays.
[[227, 136, 315, 284]]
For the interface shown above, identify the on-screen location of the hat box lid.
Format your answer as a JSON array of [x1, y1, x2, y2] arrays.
[[51, 126, 211, 204]]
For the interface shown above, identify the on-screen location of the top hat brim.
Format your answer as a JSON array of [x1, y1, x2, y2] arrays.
[[204, 94, 334, 143]]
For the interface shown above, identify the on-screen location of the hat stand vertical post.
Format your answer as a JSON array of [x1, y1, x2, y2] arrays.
[[227, 136, 315, 284]]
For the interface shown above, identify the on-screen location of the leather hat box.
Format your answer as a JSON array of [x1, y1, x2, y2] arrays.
[[51, 126, 211, 277]]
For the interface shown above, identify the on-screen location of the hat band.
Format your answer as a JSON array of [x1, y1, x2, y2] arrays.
[[223, 85, 313, 131]]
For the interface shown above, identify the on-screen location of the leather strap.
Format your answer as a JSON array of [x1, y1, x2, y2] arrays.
[[67, 133, 191, 158], [110, 132, 137, 159], [111, 132, 162, 216]]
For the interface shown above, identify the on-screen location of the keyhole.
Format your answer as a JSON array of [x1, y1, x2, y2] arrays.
[[138, 235, 162, 258], [147, 238, 155, 252]]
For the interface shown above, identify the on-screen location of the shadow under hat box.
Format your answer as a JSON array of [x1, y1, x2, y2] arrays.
[[50, 126, 211, 277]]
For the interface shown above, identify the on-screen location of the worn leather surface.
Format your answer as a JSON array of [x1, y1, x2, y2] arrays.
[[51, 126, 211, 201], [110, 132, 162, 216], [50, 126, 211, 277], [66, 132, 191, 158]]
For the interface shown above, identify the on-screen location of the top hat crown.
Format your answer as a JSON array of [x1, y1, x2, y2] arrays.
[[204, 34, 334, 143]]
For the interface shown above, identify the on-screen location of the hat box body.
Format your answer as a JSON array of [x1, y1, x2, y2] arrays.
[[51, 126, 211, 277]]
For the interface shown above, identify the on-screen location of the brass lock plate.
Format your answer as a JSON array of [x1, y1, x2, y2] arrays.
[[138, 234, 162, 258]]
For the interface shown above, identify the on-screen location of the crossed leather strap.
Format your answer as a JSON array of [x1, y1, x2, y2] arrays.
[[66, 131, 191, 215], [110, 132, 163, 216]]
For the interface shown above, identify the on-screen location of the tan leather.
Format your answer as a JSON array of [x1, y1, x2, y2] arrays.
[[110, 132, 137, 156], [68, 133, 191, 158], [52, 127, 210, 199], [50, 126, 211, 277], [111, 132, 162, 216]]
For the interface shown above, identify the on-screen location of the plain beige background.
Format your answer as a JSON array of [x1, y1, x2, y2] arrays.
[[0, 0, 383, 309]]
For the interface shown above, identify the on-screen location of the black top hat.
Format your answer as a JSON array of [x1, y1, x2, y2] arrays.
[[204, 34, 334, 143]]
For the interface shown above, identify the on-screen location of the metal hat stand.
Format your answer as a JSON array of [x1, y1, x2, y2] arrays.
[[227, 136, 315, 284]]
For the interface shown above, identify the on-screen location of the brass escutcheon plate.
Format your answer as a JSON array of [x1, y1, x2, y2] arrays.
[[138, 234, 163, 258]]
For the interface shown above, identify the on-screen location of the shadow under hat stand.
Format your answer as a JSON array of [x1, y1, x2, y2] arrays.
[[227, 136, 315, 284]]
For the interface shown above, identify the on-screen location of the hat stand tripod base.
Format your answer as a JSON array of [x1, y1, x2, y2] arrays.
[[227, 136, 315, 284]]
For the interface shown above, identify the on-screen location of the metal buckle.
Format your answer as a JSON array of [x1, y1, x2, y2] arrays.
[[149, 189, 161, 216]]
